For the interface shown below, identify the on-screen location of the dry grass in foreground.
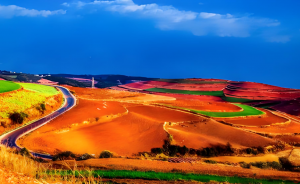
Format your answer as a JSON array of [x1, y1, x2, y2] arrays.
[[0, 145, 105, 184]]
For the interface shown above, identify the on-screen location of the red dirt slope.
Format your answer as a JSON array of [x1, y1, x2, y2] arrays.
[[166, 119, 275, 149]]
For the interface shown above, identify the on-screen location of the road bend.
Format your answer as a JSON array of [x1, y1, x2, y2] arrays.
[[0, 86, 76, 160]]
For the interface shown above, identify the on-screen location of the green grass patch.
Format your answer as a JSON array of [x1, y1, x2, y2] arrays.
[[145, 88, 224, 96], [18, 83, 59, 96], [162, 103, 264, 118], [0, 81, 21, 93], [49, 170, 294, 184]]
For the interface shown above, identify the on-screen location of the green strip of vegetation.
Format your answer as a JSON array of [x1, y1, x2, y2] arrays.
[[145, 88, 224, 96], [49, 170, 294, 184], [0, 81, 21, 93], [18, 83, 59, 96], [162, 103, 264, 117]]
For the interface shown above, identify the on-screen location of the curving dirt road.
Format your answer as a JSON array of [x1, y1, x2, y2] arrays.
[[0, 86, 76, 159]]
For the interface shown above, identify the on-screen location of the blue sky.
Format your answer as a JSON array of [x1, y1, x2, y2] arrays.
[[0, 0, 299, 88]]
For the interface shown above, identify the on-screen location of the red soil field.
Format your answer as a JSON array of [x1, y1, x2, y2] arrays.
[[224, 82, 300, 100], [127, 105, 202, 122], [20, 111, 167, 156], [224, 88, 300, 100], [65, 86, 174, 102], [230, 82, 298, 91], [65, 86, 145, 100], [21, 99, 127, 133], [166, 120, 275, 149], [20, 103, 206, 156], [244, 121, 300, 134], [276, 135, 300, 145], [154, 99, 242, 112], [119, 82, 154, 90], [121, 81, 228, 91], [272, 98, 300, 116], [215, 109, 289, 126], [146, 92, 224, 102]]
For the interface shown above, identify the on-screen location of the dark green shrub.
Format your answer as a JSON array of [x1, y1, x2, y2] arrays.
[[201, 148, 208, 156], [196, 149, 202, 156], [239, 162, 251, 169], [206, 147, 218, 157], [189, 148, 196, 155], [268, 161, 282, 170], [40, 103, 46, 111], [151, 148, 163, 154], [168, 145, 179, 156], [204, 160, 217, 164], [226, 142, 234, 153], [279, 157, 292, 170], [248, 161, 282, 170], [178, 146, 189, 155], [257, 146, 264, 153], [246, 148, 253, 154], [0, 121, 7, 128], [52, 151, 76, 161], [251, 162, 268, 169], [162, 139, 170, 151], [9, 112, 28, 124], [79, 153, 95, 160], [99, 150, 113, 158], [20, 147, 32, 158]]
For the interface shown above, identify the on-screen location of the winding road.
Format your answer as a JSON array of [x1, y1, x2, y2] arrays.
[[0, 86, 76, 159]]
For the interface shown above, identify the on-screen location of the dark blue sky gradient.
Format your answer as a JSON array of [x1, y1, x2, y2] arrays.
[[0, 0, 299, 88]]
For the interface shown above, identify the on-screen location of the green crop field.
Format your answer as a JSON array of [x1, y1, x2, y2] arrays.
[[145, 88, 224, 96], [50, 170, 294, 184], [0, 83, 60, 118], [162, 103, 264, 118], [0, 81, 21, 93], [19, 83, 59, 96]]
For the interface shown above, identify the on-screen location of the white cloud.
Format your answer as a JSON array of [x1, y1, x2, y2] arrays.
[[199, 12, 219, 19], [62, 2, 70, 7], [0, 5, 66, 18], [63, 0, 288, 41]]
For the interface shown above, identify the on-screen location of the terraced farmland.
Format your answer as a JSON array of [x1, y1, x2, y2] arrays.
[[9, 77, 300, 184]]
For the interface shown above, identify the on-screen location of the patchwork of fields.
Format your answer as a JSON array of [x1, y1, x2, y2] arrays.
[[18, 78, 300, 158], [2, 77, 300, 183]]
